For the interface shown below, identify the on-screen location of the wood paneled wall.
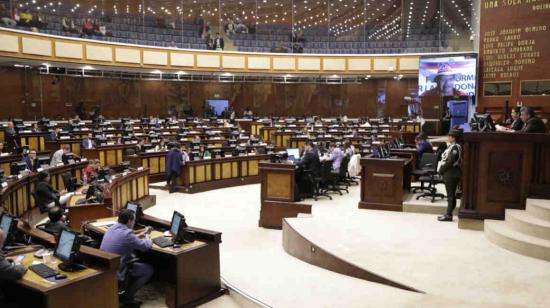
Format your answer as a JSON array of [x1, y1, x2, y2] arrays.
[[0, 68, 416, 119]]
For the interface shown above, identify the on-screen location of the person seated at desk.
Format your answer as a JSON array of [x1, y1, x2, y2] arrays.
[[321, 143, 344, 173], [50, 145, 69, 166], [343, 141, 355, 158], [519, 106, 546, 133], [155, 137, 167, 152], [496, 107, 524, 132], [47, 127, 61, 142], [34, 171, 73, 213], [0, 229, 27, 308], [100, 210, 153, 307], [297, 142, 321, 195], [81, 133, 95, 149], [166, 143, 182, 193], [4, 121, 18, 152], [43, 206, 70, 236], [31, 122, 41, 133], [191, 135, 201, 143], [415, 133, 433, 162], [22, 149, 37, 172], [198, 145, 211, 159], [180, 145, 190, 163], [84, 159, 100, 183]]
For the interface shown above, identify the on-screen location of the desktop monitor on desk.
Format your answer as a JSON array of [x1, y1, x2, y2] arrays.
[[170, 211, 193, 244], [36, 156, 51, 169], [10, 162, 27, 175], [286, 148, 300, 161], [62, 152, 76, 165], [0, 214, 16, 247], [126, 202, 142, 221], [55, 229, 84, 272]]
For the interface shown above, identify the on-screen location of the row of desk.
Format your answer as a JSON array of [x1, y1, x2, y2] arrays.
[[5, 212, 224, 308]]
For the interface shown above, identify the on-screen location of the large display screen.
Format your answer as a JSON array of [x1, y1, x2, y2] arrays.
[[207, 99, 229, 116], [419, 54, 477, 98]]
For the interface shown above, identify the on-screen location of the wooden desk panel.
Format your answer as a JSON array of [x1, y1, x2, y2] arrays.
[[85, 216, 224, 308], [259, 162, 311, 229], [176, 155, 269, 193], [358, 156, 412, 211], [19, 133, 47, 152], [45, 140, 82, 157], [5, 246, 119, 308], [109, 169, 150, 214], [0, 162, 87, 216], [82, 144, 136, 167], [459, 132, 550, 220]]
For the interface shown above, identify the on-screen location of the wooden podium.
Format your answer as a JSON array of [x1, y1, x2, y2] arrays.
[[358, 156, 412, 211], [460, 132, 550, 220], [259, 162, 311, 229]]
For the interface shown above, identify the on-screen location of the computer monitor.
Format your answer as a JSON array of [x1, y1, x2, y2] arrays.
[[169, 211, 189, 244], [62, 152, 76, 165], [472, 113, 496, 132], [10, 162, 27, 175], [55, 229, 83, 272], [0, 214, 15, 247], [36, 156, 51, 169], [286, 148, 300, 161], [127, 202, 139, 213], [371, 146, 382, 158]]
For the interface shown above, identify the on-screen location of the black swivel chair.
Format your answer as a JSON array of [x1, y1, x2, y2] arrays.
[[415, 153, 446, 202], [309, 164, 332, 201], [118, 257, 141, 302], [411, 153, 436, 193]]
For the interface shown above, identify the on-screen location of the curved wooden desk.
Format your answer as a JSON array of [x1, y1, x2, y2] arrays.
[[82, 144, 137, 167], [176, 154, 269, 193], [0, 161, 88, 217], [65, 168, 150, 231]]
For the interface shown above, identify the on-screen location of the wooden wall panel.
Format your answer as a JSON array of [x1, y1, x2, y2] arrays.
[[478, 0, 550, 118], [0, 68, 417, 119]]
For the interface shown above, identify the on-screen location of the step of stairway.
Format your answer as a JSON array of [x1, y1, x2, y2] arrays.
[[526, 198, 550, 222], [506, 209, 550, 241], [485, 220, 550, 262]]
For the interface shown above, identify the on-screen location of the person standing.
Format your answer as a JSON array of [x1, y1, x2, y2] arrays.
[[437, 129, 463, 222], [213, 33, 224, 50], [165, 143, 182, 193]]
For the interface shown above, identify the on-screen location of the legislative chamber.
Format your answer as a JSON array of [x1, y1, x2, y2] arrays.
[[0, 0, 549, 307]]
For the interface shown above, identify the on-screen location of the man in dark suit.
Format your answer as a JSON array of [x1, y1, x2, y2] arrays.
[[4, 121, 18, 153], [43, 206, 70, 236], [47, 127, 61, 142], [22, 149, 37, 172], [214, 32, 224, 50], [0, 229, 27, 308], [81, 133, 95, 149], [297, 142, 321, 197], [520, 106, 546, 133], [165, 143, 182, 193], [34, 171, 72, 213]]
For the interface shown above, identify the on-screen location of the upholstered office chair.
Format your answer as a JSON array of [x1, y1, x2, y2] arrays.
[[309, 167, 332, 201], [415, 153, 446, 202], [322, 161, 345, 196], [411, 153, 437, 194], [119, 257, 140, 302], [336, 156, 350, 193]]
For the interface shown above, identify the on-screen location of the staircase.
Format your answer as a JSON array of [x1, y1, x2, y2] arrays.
[[485, 198, 550, 261]]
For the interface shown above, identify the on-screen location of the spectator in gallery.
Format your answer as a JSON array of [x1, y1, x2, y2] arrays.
[[422, 64, 467, 97], [18, 9, 33, 26], [31, 12, 47, 29], [81, 18, 94, 36], [0, 4, 16, 27], [213, 33, 224, 51], [206, 36, 214, 50], [62, 17, 77, 33], [11, 7, 20, 25], [225, 18, 235, 35]]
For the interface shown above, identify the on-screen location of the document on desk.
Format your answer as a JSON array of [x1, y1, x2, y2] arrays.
[[92, 221, 115, 228]]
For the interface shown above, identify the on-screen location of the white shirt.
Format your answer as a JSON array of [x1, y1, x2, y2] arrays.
[[50, 149, 64, 166]]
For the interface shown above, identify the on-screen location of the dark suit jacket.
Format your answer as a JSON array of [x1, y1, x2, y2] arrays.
[[214, 37, 224, 49], [521, 117, 546, 133], [81, 139, 95, 149], [299, 150, 321, 177], [165, 149, 182, 176], [43, 221, 70, 236], [34, 181, 60, 212], [510, 118, 524, 131], [23, 156, 36, 172], [0, 255, 26, 281]]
